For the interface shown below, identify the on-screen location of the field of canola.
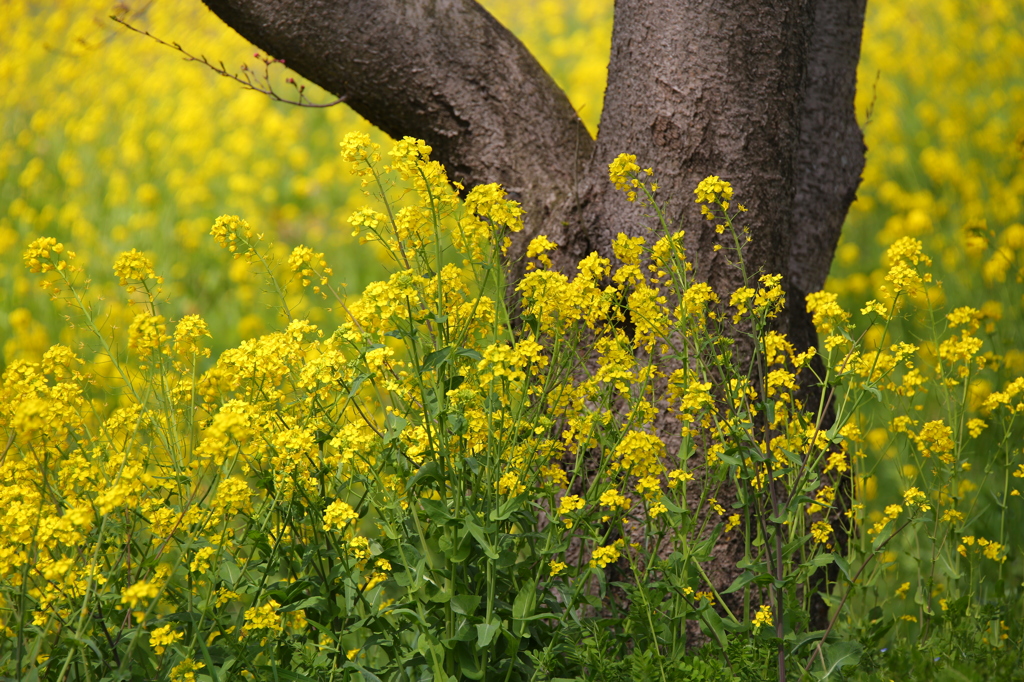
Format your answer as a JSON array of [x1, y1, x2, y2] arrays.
[[2, 0, 1024, 677]]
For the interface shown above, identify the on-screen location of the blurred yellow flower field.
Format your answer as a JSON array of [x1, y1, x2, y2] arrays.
[[1, 0, 384, 359], [837, 0, 1024, 345]]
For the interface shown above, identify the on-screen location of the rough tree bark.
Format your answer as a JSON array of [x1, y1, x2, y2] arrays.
[[200, 0, 867, 625]]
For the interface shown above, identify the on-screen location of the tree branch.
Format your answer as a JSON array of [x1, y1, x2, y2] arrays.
[[198, 0, 594, 238], [111, 14, 346, 107]]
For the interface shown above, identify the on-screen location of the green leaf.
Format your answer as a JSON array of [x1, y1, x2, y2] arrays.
[[676, 437, 695, 462], [455, 348, 483, 362], [805, 553, 836, 569], [788, 629, 828, 655], [450, 534, 472, 563], [521, 313, 540, 337], [343, 662, 384, 682], [383, 414, 407, 443], [698, 607, 729, 649], [512, 579, 537, 637], [423, 387, 441, 417], [690, 531, 721, 562], [781, 534, 810, 557], [865, 616, 895, 645], [939, 552, 962, 580], [443, 374, 465, 392], [656, 496, 681, 515], [379, 519, 402, 540], [421, 346, 453, 370], [197, 630, 220, 682], [281, 596, 328, 612], [476, 620, 500, 648], [65, 635, 103, 662], [717, 451, 742, 467], [816, 641, 863, 679], [383, 607, 429, 626], [450, 595, 481, 616], [495, 547, 520, 569], [408, 461, 443, 489], [347, 373, 370, 397], [871, 523, 894, 551], [722, 571, 758, 595], [219, 561, 241, 585], [914, 587, 934, 615], [419, 498, 453, 524], [455, 642, 485, 679], [779, 447, 803, 467], [488, 499, 520, 521], [463, 519, 499, 559], [513, 579, 537, 620], [772, 510, 796, 525], [446, 412, 468, 434], [429, 588, 452, 604]]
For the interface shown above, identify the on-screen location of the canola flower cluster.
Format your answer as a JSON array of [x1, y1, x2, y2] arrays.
[[3, 135, 1022, 677]]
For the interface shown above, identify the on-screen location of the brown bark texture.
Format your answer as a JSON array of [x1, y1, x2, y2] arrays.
[[200, 0, 867, 627]]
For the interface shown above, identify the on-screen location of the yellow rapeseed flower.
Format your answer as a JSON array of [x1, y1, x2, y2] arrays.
[[589, 539, 625, 569], [149, 624, 183, 655], [752, 604, 773, 632]]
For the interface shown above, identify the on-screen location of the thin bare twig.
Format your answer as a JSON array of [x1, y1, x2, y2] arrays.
[[109, 14, 346, 109]]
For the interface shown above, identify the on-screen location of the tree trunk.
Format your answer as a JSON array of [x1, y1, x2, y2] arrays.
[[199, 0, 864, 310], [200, 0, 866, 626]]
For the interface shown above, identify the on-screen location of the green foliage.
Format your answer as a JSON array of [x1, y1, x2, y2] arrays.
[[4, 137, 1023, 680]]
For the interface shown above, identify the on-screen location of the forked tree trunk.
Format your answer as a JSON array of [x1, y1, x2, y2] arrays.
[[200, 0, 866, 627]]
